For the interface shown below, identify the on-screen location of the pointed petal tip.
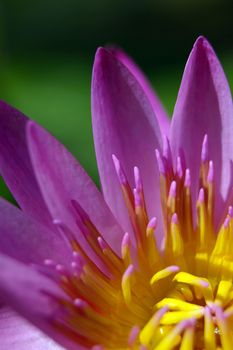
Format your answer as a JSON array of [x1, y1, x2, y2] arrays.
[[92, 47, 116, 101], [194, 35, 208, 46], [94, 46, 105, 57], [191, 35, 215, 59], [93, 47, 111, 68], [193, 35, 210, 49]]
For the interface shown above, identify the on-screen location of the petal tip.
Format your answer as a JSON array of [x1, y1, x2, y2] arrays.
[[192, 35, 215, 59], [94, 47, 110, 67], [92, 47, 114, 89], [194, 35, 208, 46]]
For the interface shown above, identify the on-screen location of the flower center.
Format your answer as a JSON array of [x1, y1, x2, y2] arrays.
[[43, 135, 233, 349]]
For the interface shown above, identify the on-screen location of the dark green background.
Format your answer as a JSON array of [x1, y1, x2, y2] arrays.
[[1, 0, 233, 200]]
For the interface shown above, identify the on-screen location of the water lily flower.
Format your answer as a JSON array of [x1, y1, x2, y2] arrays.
[[0, 36, 233, 349]]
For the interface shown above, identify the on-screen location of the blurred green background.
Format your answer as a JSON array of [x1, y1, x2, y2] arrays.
[[1, 0, 233, 199]]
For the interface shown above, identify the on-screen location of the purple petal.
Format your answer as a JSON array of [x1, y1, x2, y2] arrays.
[[0, 307, 64, 350], [110, 48, 170, 135], [27, 121, 124, 255], [170, 36, 233, 225], [0, 197, 70, 265], [91, 48, 163, 239], [0, 254, 83, 350], [0, 101, 53, 228]]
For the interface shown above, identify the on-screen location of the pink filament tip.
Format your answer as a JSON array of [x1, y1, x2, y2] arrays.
[[171, 213, 178, 224], [124, 264, 134, 278], [186, 318, 196, 328], [201, 134, 209, 162], [207, 160, 214, 183], [134, 166, 142, 190], [128, 326, 140, 347], [70, 261, 82, 276], [200, 280, 209, 288], [211, 303, 226, 321], [168, 265, 180, 273], [179, 318, 195, 330], [56, 264, 65, 273], [44, 259, 55, 266], [71, 261, 78, 269], [74, 298, 88, 309], [122, 232, 130, 249], [224, 217, 230, 229], [155, 149, 166, 175], [169, 181, 177, 198], [184, 168, 191, 187], [98, 236, 108, 250], [147, 217, 157, 230], [176, 156, 183, 178], [112, 154, 127, 184], [53, 218, 62, 225], [72, 251, 79, 259], [228, 206, 233, 218], [198, 188, 205, 203], [72, 252, 85, 266]]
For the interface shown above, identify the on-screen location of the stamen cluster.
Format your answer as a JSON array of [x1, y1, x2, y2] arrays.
[[43, 135, 233, 349]]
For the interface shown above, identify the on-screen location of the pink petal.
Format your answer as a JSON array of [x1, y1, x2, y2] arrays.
[[0, 307, 64, 350], [0, 197, 70, 265], [91, 48, 163, 239], [27, 121, 124, 256], [0, 101, 53, 228], [0, 254, 83, 350], [110, 47, 170, 135], [170, 36, 233, 225]]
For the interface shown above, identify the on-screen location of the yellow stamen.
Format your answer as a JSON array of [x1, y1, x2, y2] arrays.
[[204, 306, 216, 350], [160, 309, 204, 325], [156, 298, 202, 312], [52, 138, 233, 349], [139, 307, 168, 346], [215, 306, 233, 350], [150, 265, 179, 285], [180, 321, 195, 350], [173, 271, 209, 289], [154, 319, 193, 350], [122, 265, 135, 305], [215, 280, 232, 306]]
